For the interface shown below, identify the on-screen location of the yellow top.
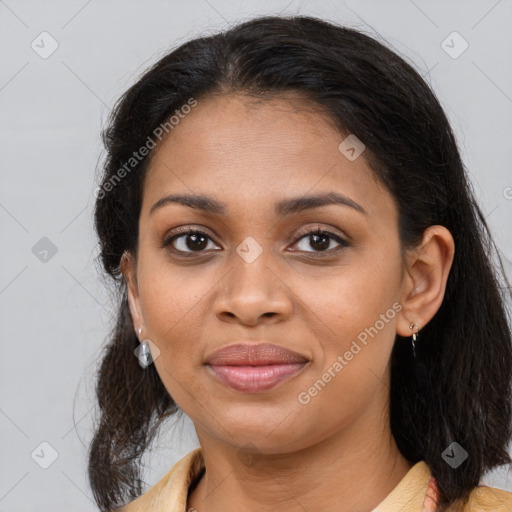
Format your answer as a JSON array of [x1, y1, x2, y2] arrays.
[[115, 447, 512, 511]]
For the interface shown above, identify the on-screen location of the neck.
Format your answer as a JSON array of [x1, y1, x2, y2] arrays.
[[187, 405, 412, 512]]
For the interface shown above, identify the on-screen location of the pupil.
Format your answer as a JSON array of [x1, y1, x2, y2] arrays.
[[187, 233, 208, 251], [311, 233, 329, 251]]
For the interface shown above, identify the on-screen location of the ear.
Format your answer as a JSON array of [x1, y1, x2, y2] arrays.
[[121, 251, 144, 338], [396, 225, 455, 336]]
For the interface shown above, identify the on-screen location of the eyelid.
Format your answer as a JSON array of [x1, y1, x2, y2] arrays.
[[292, 224, 348, 244], [162, 224, 219, 243]]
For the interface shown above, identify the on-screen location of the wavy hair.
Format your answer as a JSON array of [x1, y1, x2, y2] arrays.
[[89, 15, 512, 511]]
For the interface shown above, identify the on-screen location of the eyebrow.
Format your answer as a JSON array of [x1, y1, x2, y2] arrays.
[[149, 192, 367, 217]]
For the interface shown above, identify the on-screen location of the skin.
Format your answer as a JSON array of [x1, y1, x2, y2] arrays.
[[121, 92, 455, 512]]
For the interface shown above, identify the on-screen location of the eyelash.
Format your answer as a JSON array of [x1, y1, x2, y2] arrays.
[[161, 226, 349, 257]]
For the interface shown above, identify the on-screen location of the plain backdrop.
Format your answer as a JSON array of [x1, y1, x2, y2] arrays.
[[1, 0, 511, 510]]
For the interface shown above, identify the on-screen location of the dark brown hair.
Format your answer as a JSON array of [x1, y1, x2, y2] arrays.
[[89, 14, 512, 511]]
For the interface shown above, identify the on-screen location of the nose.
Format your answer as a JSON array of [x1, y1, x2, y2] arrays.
[[213, 249, 293, 326]]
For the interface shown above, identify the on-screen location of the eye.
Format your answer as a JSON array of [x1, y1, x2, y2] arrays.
[[291, 227, 349, 255], [162, 228, 219, 254], [162, 225, 349, 257]]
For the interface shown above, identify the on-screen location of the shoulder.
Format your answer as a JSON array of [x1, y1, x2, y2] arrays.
[[113, 447, 204, 512], [448, 485, 512, 511]]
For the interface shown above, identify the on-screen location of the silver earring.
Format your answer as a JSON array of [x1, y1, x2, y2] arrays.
[[409, 322, 419, 357], [136, 326, 153, 369], [138, 341, 153, 369]]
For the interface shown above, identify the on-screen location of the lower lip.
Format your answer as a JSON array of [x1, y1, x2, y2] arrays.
[[207, 363, 308, 393]]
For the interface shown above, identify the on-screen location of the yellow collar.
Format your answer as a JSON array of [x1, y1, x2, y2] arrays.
[[118, 447, 512, 512]]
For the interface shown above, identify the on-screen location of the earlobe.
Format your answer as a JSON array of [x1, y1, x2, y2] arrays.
[[396, 225, 455, 337]]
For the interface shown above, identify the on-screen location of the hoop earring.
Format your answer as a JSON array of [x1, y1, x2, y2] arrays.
[[409, 322, 419, 357], [136, 326, 153, 369]]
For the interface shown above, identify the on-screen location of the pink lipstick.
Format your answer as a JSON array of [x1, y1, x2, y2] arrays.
[[205, 342, 309, 393]]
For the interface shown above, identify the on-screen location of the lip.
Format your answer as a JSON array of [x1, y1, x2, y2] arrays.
[[205, 342, 310, 393], [205, 342, 309, 366]]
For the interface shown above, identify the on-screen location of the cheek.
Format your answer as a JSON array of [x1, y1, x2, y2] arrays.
[[294, 250, 402, 397], [135, 268, 216, 403], [138, 263, 212, 407], [138, 254, 211, 340], [297, 255, 400, 340], [294, 271, 399, 432]]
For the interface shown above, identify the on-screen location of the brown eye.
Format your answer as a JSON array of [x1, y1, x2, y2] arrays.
[[163, 229, 218, 253], [292, 228, 349, 254]]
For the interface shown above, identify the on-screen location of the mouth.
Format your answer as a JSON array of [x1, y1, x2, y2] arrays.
[[204, 342, 310, 393], [206, 362, 309, 392]]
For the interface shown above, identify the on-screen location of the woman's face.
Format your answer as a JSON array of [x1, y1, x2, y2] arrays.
[[124, 93, 412, 453]]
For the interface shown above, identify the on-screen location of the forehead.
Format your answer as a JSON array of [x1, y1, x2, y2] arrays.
[[141, 93, 391, 219]]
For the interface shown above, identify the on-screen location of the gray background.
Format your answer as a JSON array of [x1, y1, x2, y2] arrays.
[[1, 0, 511, 510]]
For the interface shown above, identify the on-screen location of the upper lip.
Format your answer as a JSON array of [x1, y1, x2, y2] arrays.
[[205, 343, 310, 366]]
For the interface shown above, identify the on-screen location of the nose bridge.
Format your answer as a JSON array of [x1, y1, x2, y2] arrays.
[[229, 236, 276, 299], [214, 236, 292, 323]]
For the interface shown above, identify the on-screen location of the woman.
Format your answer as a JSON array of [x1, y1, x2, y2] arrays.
[[89, 15, 512, 512]]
